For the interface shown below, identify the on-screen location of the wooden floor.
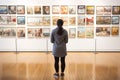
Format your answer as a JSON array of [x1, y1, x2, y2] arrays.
[[0, 52, 120, 80]]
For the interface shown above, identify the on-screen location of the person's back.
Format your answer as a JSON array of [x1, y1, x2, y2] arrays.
[[51, 28, 68, 57], [51, 19, 68, 78]]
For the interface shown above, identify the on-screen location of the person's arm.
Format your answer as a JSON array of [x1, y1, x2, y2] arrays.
[[51, 31, 54, 43], [64, 31, 68, 43]]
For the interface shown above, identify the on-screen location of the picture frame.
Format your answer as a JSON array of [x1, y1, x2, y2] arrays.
[[8, 5, 16, 14], [112, 6, 120, 15], [27, 6, 33, 14], [17, 5, 25, 14], [111, 26, 119, 36], [0, 28, 2, 37], [61, 5, 68, 14], [17, 16, 25, 25], [86, 16, 94, 25], [69, 16, 76, 26], [77, 16, 85, 25], [112, 16, 119, 24], [104, 16, 111, 24], [17, 27, 25, 38], [52, 5, 60, 14], [96, 27, 110, 36], [96, 6, 111, 15], [77, 5, 85, 14], [96, 6, 104, 15], [86, 27, 94, 38], [42, 16, 50, 26], [86, 6, 94, 14], [43, 6, 50, 15], [77, 27, 85, 38], [27, 17, 42, 26], [69, 28, 76, 38], [0, 5, 7, 14], [69, 5, 76, 14], [27, 28, 43, 38], [1, 27, 16, 37], [42, 28, 50, 37], [7, 16, 16, 25], [104, 6, 111, 15], [0, 16, 7, 25], [34, 6, 41, 14], [96, 16, 111, 25]]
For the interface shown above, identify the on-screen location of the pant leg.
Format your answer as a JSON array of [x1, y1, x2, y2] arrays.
[[54, 56, 59, 73], [61, 56, 66, 73]]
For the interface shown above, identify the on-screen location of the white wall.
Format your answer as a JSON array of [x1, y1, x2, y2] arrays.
[[0, 0, 120, 51]]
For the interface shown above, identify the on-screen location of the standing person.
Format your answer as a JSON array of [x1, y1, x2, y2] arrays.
[[51, 19, 68, 78]]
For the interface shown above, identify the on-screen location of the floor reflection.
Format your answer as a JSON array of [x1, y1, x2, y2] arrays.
[[0, 52, 120, 80]]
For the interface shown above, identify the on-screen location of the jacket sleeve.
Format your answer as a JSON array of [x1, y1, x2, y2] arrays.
[[64, 31, 68, 43], [51, 31, 54, 43]]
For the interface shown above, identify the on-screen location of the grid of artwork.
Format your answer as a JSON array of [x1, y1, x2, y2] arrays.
[[96, 6, 120, 37], [0, 5, 120, 38]]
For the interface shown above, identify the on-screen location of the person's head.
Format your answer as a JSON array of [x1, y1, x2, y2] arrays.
[[57, 19, 64, 28], [57, 19, 64, 35]]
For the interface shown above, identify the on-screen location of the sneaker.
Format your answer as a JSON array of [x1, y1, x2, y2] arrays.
[[61, 73, 64, 77], [53, 73, 59, 78]]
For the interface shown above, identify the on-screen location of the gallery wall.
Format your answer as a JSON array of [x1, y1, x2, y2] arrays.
[[0, 0, 120, 51]]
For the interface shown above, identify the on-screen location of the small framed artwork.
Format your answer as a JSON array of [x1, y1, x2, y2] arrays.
[[0, 28, 2, 37], [42, 28, 50, 37], [34, 6, 41, 14], [77, 5, 85, 14], [17, 16, 25, 25], [86, 6, 94, 14], [86, 27, 94, 38], [96, 16, 111, 25], [69, 28, 76, 38], [27, 6, 33, 14], [61, 16, 68, 26], [0, 5, 7, 14], [104, 16, 111, 24], [112, 16, 119, 24], [69, 5, 76, 14], [104, 6, 111, 15], [96, 27, 110, 36], [27, 17, 42, 26], [42, 16, 50, 26], [86, 16, 94, 25], [96, 6, 104, 15], [7, 16, 16, 25], [52, 5, 60, 14], [96, 6, 111, 15], [17, 5, 25, 14], [43, 6, 50, 15], [27, 28, 35, 38], [1, 27, 16, 37], [0, 16, 7, 25], [52, 16, 60, 26], [77, 16, 85, 25], [112, 6, 120, 15], [77, 27, 85, 38], [61, 5, 68, 14], [69, 16, 76, 26], [17, 27, 25, 38], [96, 16, 104, 24], [27, 28, 43, 38], [8, 5, 16, 14], [111, 26, 119, 36]]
